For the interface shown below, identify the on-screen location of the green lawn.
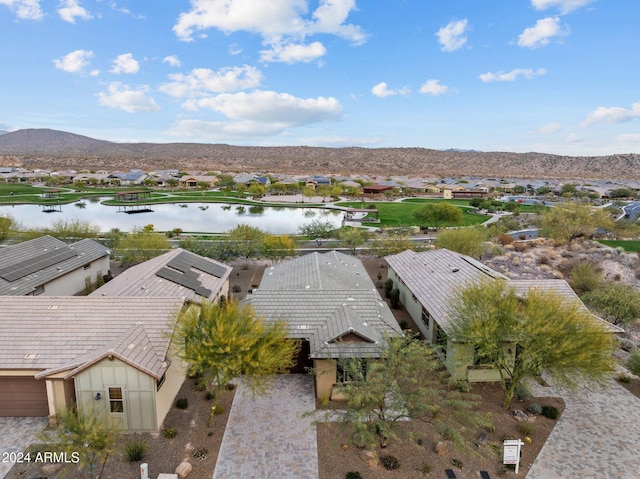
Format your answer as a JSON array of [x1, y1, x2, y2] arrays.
[[597, 240, 640, 252], [335, 201, 491, 228]]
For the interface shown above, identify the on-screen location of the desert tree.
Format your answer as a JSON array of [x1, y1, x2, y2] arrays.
[[451, 279, 616, 408], [172, 300, 299, 403], [413, 203, 463, 230], [540, 201, 613, 244], [228, 223, 265, 258], [582, 282, 640, 327], [327, 336, 490, 450], [117, 224, 172, 266], [261, 233, 296, 263], [299, 218, 336, 246], [435, 227, 488, 258], [334, 227, 370, 255]]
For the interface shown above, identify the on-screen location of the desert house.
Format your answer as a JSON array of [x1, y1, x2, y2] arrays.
[[242, 251, 403, 400], [385, 249, 622, 382], [0, 235, 111, 296]]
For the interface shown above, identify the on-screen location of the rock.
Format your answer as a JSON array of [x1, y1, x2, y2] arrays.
[[359, 450, 379, 469], [513, 409, 528, 421], [41, 463, 64, 475], [475, 431, 489, 447], [175, 461, 193, 478], [434, 440, 449, 456]]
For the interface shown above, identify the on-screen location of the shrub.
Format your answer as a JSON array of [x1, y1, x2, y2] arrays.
[[226, 383, 236, 391], [384, 278, 394, 298], [617, 374, 631, 383], [541, 405, 559, 419], [124, 437, 147, 461], [497, 233, 513, 246], [175, 397, 189, 409], [205, 391, 215, 400], [626, 349, 640, 376], [399, 319, 409, 330], [381, 455, 400, 471], [345, 472, 363, 479], [514, 382, 532, 400], [419, 462, 431, 474], [527, 403, 543, 415], [192, 447, 209, 461], [517, 421, 535, 436], [451, 458, 464, 469], [163, 428, 177, 438], [454, 380, 471, 393], [389, 288, 400, 308], [213, 405, 225, 415]]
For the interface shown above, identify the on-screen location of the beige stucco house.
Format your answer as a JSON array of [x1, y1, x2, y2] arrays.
[[0, 235, 111, 296], [242, 251, 403, 400], [385, 249, 622, 382]]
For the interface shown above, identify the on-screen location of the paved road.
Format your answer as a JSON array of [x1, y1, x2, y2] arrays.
[[212, 375, 318, 479], [526, 377, 640, 479], [0, 417, 48, 479]]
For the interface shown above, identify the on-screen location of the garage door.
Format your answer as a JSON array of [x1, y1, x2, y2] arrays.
[[0, 377, 49, 417]]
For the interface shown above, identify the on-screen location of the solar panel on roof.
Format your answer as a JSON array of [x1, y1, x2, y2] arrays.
[[166, 251, 227, 278], [0, 248, 77, 282], [155, 267, 212, 298]]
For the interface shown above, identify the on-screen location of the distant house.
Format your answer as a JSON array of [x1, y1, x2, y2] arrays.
[[91, 248, 231, 305], [178, 175, 217, 188], [362, 184, 393, 197], [0, 235, 111, 296], [242, 251, 402, 400], [305, 175, 331, 188], [0, 296, 186, 431], [108, 170, 147, 185], [385, 249, 622, 382], [72, 172, 111, 184], [233, 173, 271, 187], [451, 188, 489, 199]]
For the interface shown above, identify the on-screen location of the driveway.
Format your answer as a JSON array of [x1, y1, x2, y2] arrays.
[[212, 375, 318, 479], [526, 378, 640, 479], [0, 417, 48, 479]]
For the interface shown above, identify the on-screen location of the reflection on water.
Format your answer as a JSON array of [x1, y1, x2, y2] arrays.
[[2, 201, 342, 233]]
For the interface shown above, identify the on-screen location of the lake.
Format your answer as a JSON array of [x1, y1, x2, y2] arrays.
[[0, 201, 344, 234]]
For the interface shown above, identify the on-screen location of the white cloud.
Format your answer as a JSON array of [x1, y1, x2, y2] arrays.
[[565, 133, 584, 144], [371, 82, 396, 98], [110, 53, 140, 74], [58, 0, 92, 23], [187, 90, 342, 127], [419, 79, 449, 95], [616, 133, 640, 147], [531, 0, 595, 14], [294, 135, 383, 147], [538, 122, 563, 134], [518, 17, 568, 48], [173, 0, 365, 63], [581, 102, 640, 127], [162, 55, 181, 67], [229, 43, 243, 55], [53, 49, 94, 73], [159, 65, 263, 98], [260, 41, 326, 63], [97, 82, 160, 113], [479, 68, 547, 82], [166, 119, 286, 139], [0, 0, 43, 20], [435, 19, 468, 52]]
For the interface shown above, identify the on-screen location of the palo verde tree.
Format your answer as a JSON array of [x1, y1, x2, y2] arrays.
[[261, 233, 296, 263], [172, 300, 299, 403], [435, 226, 488, 258], [117, 224, 172, 266], [228, 223, 265, 258], [299, 218, 335, 246], [412, 202, 463, 230], [540, 200, 613, 244], [451, 279, 616, 408], [334, 226, 370, 255], [330, 336, 490, 450]]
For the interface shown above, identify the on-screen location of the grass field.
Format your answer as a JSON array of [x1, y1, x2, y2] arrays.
[[598, 240, 640, 252], [335, 200, 491, 228]]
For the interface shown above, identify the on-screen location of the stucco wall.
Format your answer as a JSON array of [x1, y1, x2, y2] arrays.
[[388, 268, 433, 341], [314, 359, 336, 400], [75, 357, 157, 431], [46, 379, 75, 416], [155, 345, 187, 429], [39, 256, 110, 296]]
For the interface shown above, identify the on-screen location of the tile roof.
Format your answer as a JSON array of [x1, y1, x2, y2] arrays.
[[91, 248, 231, 303], [0, 235, 110, 295], [0, 296, 183, 379], [385, 249, 509, 336], [243, 251, 402, 359]]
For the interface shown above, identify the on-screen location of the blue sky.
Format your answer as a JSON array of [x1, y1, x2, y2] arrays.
[[1, 0, 639, 156]]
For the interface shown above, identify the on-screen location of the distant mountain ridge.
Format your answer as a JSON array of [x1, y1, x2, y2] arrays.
[[0, 128, 639, 180]]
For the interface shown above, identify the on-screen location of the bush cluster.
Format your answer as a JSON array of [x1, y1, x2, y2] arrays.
[[175, 397, 189, 409], [124, 437, 147, 462], [527, 402, 543, 415], [345, 472, 362, 479], [163, 428, 177, 438], [382, 455, 400, 471], [541, 405, 559, 420]]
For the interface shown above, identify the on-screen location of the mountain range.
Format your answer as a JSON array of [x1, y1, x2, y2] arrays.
[[0, 128, 638, 180]]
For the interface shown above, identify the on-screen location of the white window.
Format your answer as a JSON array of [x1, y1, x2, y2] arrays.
[[108, 387, 124, 413]]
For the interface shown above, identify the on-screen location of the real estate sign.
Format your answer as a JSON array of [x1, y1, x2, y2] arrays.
[[503, 439, 524, 473]]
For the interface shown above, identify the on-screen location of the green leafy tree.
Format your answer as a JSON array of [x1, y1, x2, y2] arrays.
[[117, 226, 172, 266], [247, 183, 265, 198], [435, 227, 488, 258], [38, 408, 118, 479], [344, 185, 362, 198], [261, 234, 296, 263], [582, 282, 640, 327], [0, 213, 16, 242], [173, 300, 299, 402], [540, 201, 613, 244], [335, 227, 370, 255], [567, 260, 602, 295], [451, 279, 616, 408], [47, 219, 100, 243], [302, 185, 316, 202], [299, 218, 335, 246], [370, 230, 418, 257], [413, 203, 463, 230], [228, 224, 265, 258], [329, 337, 490, 450]]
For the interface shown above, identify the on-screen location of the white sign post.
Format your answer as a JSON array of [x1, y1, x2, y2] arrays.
[[503, 439, 524, 474]]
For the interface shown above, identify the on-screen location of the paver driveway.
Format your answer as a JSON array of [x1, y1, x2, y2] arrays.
[[526, 378, 640, 479], [0, 417, 48, 479], [212, 375, 318, 479]]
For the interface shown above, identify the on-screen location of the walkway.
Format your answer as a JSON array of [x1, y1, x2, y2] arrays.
[[0, 417, 48, 479], [526, 377, 640, 479], [212, 375, 318, 479]]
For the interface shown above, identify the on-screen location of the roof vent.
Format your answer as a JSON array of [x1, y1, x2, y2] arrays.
[[452, 268, 459, 273], [24, 354, 40, 359]]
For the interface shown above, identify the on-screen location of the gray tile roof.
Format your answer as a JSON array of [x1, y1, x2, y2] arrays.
[[0, 296, 183, 379], [91, 248, 231, 303], [243, 252, 402, 359], [385, 249, 509, 336], [0, 235, 110, 295]]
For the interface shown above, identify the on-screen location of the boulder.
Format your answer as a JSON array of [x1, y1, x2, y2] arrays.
[[513, 409, 528, 421], [434, 440, 449, 456], [359, 450, 379, 469], [175, 462, 193, 478], [41, 463, 64, 475], [475, 431, 489, 447]]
